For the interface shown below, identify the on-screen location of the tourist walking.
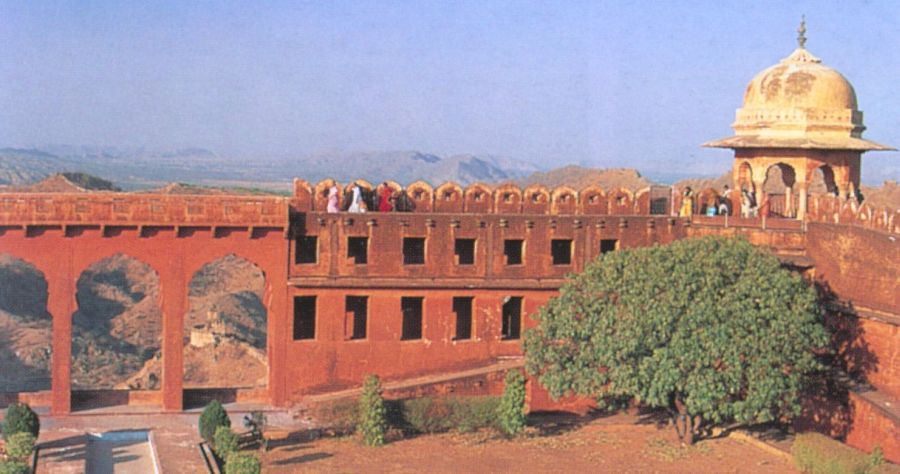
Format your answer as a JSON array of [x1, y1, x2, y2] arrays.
[[678, 187, 694, 217], [326, 184, 340, 213]]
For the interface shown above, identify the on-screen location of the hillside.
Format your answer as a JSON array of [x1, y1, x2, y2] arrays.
[[518, 165, 654, 191]]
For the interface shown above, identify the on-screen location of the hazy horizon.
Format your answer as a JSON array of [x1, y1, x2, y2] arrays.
[[2, 1, 898, 183]]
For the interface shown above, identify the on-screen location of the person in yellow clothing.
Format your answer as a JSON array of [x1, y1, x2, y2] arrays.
[[679, 186, 694, 217]]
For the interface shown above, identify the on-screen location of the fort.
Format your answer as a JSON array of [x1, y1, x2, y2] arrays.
[[1, 30, 899, 463]]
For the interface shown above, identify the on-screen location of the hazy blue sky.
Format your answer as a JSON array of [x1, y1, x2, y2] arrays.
[[1, 1, 897, 182]]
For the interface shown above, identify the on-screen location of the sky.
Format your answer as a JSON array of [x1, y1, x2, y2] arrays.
[[1, 1, 898, 183]]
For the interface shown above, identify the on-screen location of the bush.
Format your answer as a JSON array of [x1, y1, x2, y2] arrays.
[[2, 404, 39, 441], [447, 397, 500, 433], [497, 370, 527, 437], [312, 398, 359, 434], [400, 398, 453, 434], [4, 432, 35, 462], [0, 460, 29, 474], [396, 396, 499, 434], [792, 432, 893, 474], [358, 375, 387, 446], [212, 426, 239, 458], [224, 453, 260, 474], [199, 400, 231, 444]]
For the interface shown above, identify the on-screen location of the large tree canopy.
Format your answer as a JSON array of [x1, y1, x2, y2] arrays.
[[524, 235, 829, 443]]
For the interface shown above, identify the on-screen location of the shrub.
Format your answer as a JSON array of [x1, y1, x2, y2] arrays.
[[212, 426, 239, 458], [313, 398, 359, 434], [400, 398, 452, 434], [792, 432, 892, 474], [2, 404, 39, 441], [448, 397, 500, 433], [224, 453, 260, 474], [4, 432, 35, 462], [0, 460, 29, 474], [199, 400, 231, 444], [497, 370, 527, 437], [358, 374, 387, 446]]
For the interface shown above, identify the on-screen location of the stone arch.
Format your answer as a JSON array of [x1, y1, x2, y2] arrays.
[[809, 164, 839, 196], [0, 254, 52, 393], [434, 182, 464, 213], [71, 254, 162, 392], [292, 179, 313, 211], [550, 186, 578, 215], [579, 185, 608, 215], [493, 183, 523, 214], [607, 188, 634, 215], [406, 181, 434, 212], [184, 254, 267, 389], [763, 163, 798, 218], [464, 183, 494, 213], [313, 179, 340, 212], [736, 161, 754, 192], [522, 184, 550, 214]]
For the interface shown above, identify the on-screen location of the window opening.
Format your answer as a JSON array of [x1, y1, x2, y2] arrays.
[[454, 238, 476, 265], [501, 296, 522, 340], [401, 297, 424, 340], [293, 296, 316, 340], [346, 296, 368, 340], [403, 237, 426, 265], [348, 237, 368, 264], [600, 239, 618, 254], [296, 235, 318, 264], [453, 297, 473, 340], [551, 239, 572, 265], [504, 239, 524, 265]]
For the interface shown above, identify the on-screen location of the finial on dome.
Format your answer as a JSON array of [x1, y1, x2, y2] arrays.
[[797, 15, 807, 49]]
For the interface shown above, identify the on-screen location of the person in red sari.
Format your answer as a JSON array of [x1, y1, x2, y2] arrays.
[[378, 182, 394, 212]]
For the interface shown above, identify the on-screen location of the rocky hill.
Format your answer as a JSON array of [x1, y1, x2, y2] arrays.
[[518, 165, 654, 191]]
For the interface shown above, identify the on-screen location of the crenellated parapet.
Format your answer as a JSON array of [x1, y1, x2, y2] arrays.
[[0, 193, 288, 227], [291, 178, 654, 216]]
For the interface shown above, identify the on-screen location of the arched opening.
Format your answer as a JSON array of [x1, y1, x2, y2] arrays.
[[809, 165, 839, 196], [763, 163, 797, 218], [183, 255, 267, 397], [72, 254, 162, 409], [0, 255, 52, 397]]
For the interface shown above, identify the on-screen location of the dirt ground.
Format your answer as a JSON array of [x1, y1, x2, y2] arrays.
[[260, 416, 799, 473]]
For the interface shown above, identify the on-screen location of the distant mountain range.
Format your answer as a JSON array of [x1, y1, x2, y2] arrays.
[[0, 147, 541, 190]]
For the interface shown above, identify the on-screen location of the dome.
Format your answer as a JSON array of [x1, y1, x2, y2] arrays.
[[705, 42, 892, 152], [742, 48, 858, 110]]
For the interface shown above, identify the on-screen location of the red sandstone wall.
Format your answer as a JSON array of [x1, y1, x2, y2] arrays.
[[806, 223, 900, 315], [846, 392, 900, 464]]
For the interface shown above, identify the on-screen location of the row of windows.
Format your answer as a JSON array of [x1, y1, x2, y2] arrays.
[[296, 236, 619, 266], [292, 295, 523, 342]]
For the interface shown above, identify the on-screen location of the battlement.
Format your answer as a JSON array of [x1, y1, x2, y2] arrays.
[[0, 193, 288, 228]]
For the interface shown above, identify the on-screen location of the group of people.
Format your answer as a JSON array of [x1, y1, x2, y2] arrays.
[[678, 184, 761, 218], [326, 182, 416, 214]]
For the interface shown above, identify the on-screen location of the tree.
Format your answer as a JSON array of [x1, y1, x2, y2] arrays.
[[2, 403, 39, 441], [213, 426, 239, 459], [524, 236, 829, 444], [199, 400, 231, 444], [357, 374, 387, 446], [497, 370, 527, 437], [4, 432, 35, 462]]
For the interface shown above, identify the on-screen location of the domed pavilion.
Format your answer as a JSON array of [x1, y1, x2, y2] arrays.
[[704, 19, 893, 219]]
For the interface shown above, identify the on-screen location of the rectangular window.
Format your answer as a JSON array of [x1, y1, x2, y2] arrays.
[[501, 296, 522, 340], [403, 237, 426, 265], [348, 236, 368, 264], [295, 235, 318, 264], [293, 296, 316, 340], [346, 296, 368, 340], [551, 239, 572, 265], [504, 239, 524, 265], [600, 239, 618, 255], [454, 238, 476, 265], [401, 297, 424, 340], [453, 297, 473, 340]]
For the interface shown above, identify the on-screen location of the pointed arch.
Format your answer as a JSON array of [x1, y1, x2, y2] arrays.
[[0, 254, 52, 393]]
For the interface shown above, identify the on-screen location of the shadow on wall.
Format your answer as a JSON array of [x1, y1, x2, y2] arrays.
[[794, 280, 880, 439]]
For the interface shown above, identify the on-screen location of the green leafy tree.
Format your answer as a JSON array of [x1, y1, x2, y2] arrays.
[[0, 460, 30, 474], [2, 403, 39, 441], [497, 370, 527, 437], [224, 453, 260, 474], [358, 374, 388, 446], [4, 432, 35, 462], [525, 236, 829, 444], [212, 426, 239, 459], [199, 400, 231, 444]]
